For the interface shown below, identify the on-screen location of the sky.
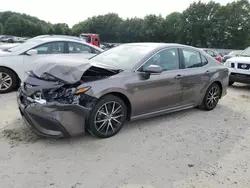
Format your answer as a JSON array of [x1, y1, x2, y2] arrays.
[[0, 0, 235, 27]]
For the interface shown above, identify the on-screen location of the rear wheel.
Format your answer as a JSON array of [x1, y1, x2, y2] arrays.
[[199, 83, 221, 111], [228, 81, 234, 86], [87, 95, 127, 138], [0, 68, 18, 94]]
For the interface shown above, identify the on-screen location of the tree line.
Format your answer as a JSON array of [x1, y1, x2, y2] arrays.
[[1, 0, 250, 49]]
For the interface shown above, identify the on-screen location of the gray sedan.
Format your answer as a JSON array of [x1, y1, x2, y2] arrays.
[[17, 43, 229, 138]]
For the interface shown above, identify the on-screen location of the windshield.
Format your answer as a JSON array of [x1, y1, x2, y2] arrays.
[[8, 40, 40, 52], [240, 47, 250, 57], [90, 45, 155, 70]]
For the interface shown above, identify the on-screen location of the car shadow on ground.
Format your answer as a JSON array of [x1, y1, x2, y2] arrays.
[[1, 101, 247, 147], [230, 83, 250, 91]]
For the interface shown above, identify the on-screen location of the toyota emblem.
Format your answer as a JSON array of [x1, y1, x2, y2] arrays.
[[241, 64, 247, 69]]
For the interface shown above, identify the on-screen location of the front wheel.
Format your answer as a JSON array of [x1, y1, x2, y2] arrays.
[[199, 83, 221, 111], [87, 95, 127, 138]]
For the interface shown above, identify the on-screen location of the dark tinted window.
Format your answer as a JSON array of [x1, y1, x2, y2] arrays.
[[68, 42, 92, 54], [35, 42, 65, 54], [182, 49, 203, 68]]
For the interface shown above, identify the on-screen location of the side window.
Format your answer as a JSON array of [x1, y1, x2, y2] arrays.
[[68, 42, 92, 54], [182, 49, 203, 68], [141, 48, 179, 71], [34, 42, 65, 54], [201, 54, 208, 66]]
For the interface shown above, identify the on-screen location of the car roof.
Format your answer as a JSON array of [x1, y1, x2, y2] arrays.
[[30, 35, 83, 41], [29, 37, 102, 50], [121, 42, 200, 51], [31, 37, 81, 42]]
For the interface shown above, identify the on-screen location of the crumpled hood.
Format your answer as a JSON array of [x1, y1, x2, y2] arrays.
[[32, 56, 121, 83], [227, 56, 250, 64]]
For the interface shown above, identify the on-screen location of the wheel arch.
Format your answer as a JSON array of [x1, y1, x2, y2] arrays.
[[210, 80, 223, 98], [99, 92, 132, 120]]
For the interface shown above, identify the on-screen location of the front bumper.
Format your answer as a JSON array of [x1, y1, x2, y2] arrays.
[[229, 72, 250, 84], [17, 88, 91, 138]]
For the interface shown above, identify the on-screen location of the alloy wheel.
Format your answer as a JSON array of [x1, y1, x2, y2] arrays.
[[206, 86, 220, 109], [94, 101, 124, 136], [0, 72, 12, 91]]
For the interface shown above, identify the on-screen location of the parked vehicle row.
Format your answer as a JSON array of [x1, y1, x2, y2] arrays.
[[200, 48, 223, 63], [0, 43, 20, 50], [222, 50, 243, 62], [0, 35, 30, 43]]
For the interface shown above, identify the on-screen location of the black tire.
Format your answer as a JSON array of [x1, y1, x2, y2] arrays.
[[0, 67, 18, 94], [199, 83, 221, 111], [228, 81, 234, 86], [87, 95, 127, 138]]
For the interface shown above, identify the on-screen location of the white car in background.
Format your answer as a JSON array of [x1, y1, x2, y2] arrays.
[[224, 46, 250, 86], [0, 37, 103, 93]]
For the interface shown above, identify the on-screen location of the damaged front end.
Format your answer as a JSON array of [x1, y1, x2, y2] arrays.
[[18, 83, 97, 138], [17, 61, 122, 138]]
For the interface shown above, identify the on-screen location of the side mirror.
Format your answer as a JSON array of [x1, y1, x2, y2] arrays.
[[26, 49, 38, 56], [144, 65, 163, 74]]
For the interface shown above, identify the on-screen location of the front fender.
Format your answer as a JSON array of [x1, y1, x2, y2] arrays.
[[94, 87, 132, 100]]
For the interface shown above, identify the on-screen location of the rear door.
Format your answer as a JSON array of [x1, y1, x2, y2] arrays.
[[178, 48, 211, 105]]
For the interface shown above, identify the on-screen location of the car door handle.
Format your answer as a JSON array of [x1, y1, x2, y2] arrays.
[[175, 74, 182, 79]]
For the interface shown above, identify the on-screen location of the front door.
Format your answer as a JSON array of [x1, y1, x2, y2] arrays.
[[129, 48, 183, 116]]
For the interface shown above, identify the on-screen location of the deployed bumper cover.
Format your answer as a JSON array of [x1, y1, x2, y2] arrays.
[[17, 88, 91, 138]]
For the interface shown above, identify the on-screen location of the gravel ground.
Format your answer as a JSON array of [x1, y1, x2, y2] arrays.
[[0, 84, 250, 188]]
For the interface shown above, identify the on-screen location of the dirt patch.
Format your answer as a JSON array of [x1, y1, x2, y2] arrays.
[[1, 127, 41, 147]]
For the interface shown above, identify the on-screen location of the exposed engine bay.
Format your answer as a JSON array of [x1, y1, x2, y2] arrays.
[[24, 63, 122, 108]]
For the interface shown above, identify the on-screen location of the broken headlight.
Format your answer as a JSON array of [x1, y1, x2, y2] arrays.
[[31, 91, 47, 104], [74, 87, 91, 94], [43, 86, 91, 104]]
